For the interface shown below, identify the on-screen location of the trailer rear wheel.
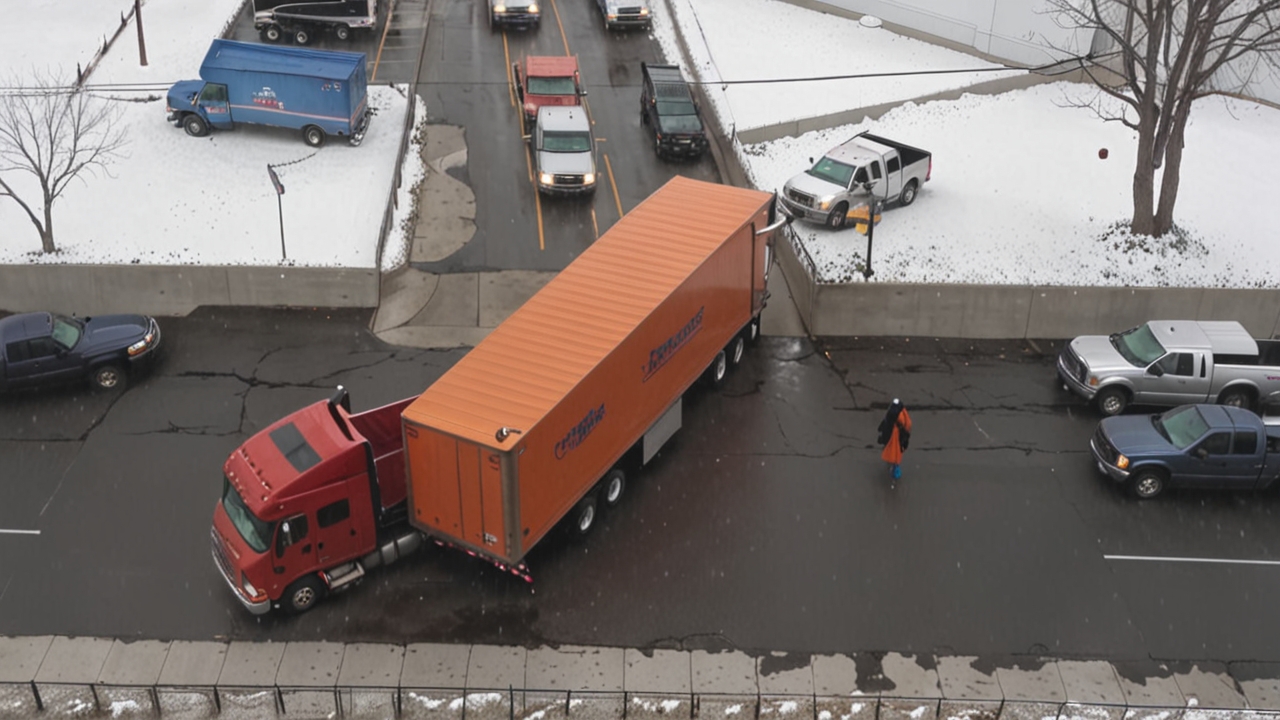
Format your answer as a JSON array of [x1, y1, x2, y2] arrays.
[[283, 574, 325, 614], [182, 114, 209, 138], [727, 335, 746, 366], [302, 125, 326, 147], [602, 469, 626, 507], [705, 349, 728, 386], [335, 24, 351, 40], [260, 24, 283, 42], [294, 28, 312, 45], [571, 492, 598, 536]]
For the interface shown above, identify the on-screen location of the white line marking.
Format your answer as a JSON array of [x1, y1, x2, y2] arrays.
[[0, 529, 40, 535], [1105, 554, 1280, 566]]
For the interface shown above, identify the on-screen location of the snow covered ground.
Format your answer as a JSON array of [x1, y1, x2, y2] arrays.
[[1, 0, 1277, 287]]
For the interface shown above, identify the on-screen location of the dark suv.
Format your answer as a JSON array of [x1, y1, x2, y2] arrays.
[[0, 312, 161, 392], [639, 62, 709, 159]]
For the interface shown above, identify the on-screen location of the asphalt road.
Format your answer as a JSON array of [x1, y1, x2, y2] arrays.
[[4, 310, 1280, 662]]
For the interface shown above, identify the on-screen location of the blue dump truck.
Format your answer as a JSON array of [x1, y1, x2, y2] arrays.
[[166, 39, 371, 147]]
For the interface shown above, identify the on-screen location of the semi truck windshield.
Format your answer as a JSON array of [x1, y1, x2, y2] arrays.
[[221, 478, 274, 553]]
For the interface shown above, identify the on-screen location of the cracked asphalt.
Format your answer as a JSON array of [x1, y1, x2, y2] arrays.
[[3, 309, 1280, 666]]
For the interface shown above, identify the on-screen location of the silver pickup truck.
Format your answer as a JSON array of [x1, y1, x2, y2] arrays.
[[1058, 320, 1280, 416], [778, 131, 931, 228]]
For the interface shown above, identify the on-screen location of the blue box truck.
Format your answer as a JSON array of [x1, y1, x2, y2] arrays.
[[166, 39, 371, 147]]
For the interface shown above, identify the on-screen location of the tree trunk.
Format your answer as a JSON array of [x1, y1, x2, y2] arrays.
[[1153, 111, 1189, 238], [1131, 120, 1158, 237], [41, 198, 56, 253]]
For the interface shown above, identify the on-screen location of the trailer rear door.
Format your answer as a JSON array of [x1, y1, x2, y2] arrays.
[[408, 428, 508, 557]]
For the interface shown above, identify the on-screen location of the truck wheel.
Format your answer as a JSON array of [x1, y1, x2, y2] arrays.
[[898, 180, 919, 206], [283, 575, 325, 614], [746, 316, 761, 343], [827, 203, 848, 229], [91, 364, 125, 390], [302, 125, 326, 147], [727, 335, 746, 366], [260, 24, 282, 42], [182, 114, 209, 138], [571, 492, 598, 536], [335, 24, 351, 40], [705, 349, 728, 386], [1129, 469, 1166, 499], [602, 468, 626, 507], [1095, 387, 1128, 416], [294, 28, 312, 45], [1219, 388, 1255, 412]]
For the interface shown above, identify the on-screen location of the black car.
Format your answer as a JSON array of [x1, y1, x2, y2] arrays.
[[0, 312, 161, 392], [639, 62, 709, 159]]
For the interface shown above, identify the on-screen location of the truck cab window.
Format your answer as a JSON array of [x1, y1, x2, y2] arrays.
[[5, 341, 29, 362], [1232, 430, 1258, 455], [1196, 432, 1231, 456], [853, 167, 869, 185], [276, 513, 310, 557], [870, 162, 883, 180], [1155, 352, 1194, 376], [887, 156, 901, 174], [26, 337, 57, 360], [318, 500, 350, 528], [200, 84, 228, 103]]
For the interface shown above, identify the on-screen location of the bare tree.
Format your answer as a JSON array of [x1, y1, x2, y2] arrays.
[[1048, 0, 1280, 237], [0, 72, 128, 253]]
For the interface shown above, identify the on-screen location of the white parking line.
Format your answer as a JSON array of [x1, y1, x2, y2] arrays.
[[1105, 554, 1280, 566], [0, 529, 40, 535]]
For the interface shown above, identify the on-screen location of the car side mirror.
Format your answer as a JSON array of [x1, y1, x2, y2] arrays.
[[1194, 447, 1209, 460], [1147, 364, 1164, 377]]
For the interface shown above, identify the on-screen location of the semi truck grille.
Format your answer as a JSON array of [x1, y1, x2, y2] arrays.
[[785, 188, 814, 208], [210, 527, 235, 584], [1092, 426, 1118, 464]]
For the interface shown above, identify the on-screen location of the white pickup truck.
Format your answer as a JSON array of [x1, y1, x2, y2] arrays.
[[1058, 320, 1280, 416], [778, 132, 931, 228]]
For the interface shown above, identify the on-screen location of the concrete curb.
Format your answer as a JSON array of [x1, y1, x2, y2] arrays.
[[4, 638, 1280, 718]]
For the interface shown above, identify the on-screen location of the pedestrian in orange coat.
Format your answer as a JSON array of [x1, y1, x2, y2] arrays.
[[877, 399, 912, 479]]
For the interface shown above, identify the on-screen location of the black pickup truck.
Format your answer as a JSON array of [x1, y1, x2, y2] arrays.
[[639, 62, 709, 160], [0, 312, 161, 392]]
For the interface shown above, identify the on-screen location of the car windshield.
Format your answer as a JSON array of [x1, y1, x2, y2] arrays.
[[1153, 405, 1209, 449], [658, 111, 703, 134], [806, 157, 856, 187], [222, 477, 275, 553], [527, 76, 577, 95], [1111, 324, 1165, 367], [541, 130, 592, 152], [50, 315, 82, 350]]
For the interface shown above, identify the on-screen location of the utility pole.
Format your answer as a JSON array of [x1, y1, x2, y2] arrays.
[[135, 0, 148, 66], [267, 165, 287, 260]]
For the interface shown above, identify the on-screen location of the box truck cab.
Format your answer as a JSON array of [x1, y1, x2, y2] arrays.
[[211, 177, 787, 614], [166, 39, 371, 147]]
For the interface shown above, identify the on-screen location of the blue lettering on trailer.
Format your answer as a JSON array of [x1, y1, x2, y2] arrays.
[[554, 404, 607, 460], [643, 307, 704, 382]]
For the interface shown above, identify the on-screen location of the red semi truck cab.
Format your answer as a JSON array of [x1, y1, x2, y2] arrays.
[[512, 55, 586, 131], [210, 389, 419, 614]]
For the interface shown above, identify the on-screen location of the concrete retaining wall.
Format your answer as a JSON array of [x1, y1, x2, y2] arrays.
[[0, 264, 379, 316], [775, 231, 1280, 340]]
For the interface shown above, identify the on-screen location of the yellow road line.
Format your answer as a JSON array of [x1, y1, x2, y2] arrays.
[[549, 0, 571, 56], [503, 31, 515, 107], [604, 152, 622, 220], [590, 206, 599, 239], [536, 191, 546, 251], [370, 0, 397, 82]]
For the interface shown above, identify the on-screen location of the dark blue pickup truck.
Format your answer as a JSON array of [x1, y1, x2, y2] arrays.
[[1090, 403, 1280, 499], [0, 312, 160, 393]]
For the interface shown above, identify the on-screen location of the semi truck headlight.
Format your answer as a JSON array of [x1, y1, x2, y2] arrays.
[[540, 172, 554, 185], [583, 173, 596, 184], [1116, 455, 1130, 470]]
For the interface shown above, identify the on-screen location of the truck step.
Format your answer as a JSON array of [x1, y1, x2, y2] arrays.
[[324, 562, 366, 590]]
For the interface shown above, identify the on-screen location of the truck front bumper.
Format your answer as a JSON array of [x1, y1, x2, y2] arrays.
[[211, 528, 271, 615], [1089, 434, 1130, 483], [777, 195, 829, 224], [1057, 350, 1097, 401]]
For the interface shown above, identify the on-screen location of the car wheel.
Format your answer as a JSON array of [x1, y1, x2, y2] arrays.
[[294, 28, 311, 45], [182, 114, 209, 138], [727, 334, 746, 366], [705, 349, 728, 386], [827, 203, 848, 229], [602, 468, 626, 507], [1130, 469, 1166, 499], [261, 24, 283, 42], [302, 125, 326, 147], [898, 180, 918, 206], [1095, 387, 1128, 416], [91, 364, 125, 390], [335, 24, 351, 40], [283, 574, 325, 614], [1219, 388, 1255, 412], [571, 492, 598, 536]]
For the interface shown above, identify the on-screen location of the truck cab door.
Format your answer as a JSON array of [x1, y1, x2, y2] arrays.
[[1184, 431, 1246, 488], [883, 154, 902, 200], [197, 83, 232, 129], [314, 498, 364, 566], [1140, 352, 1198, 406], [273, 513, 313, 578]]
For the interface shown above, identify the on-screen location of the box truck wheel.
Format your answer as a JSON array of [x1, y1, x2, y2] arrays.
[[302, 125, 327, 147], [727, 335, 746, 366], [182, 114, 209, 138], [283, 574, 325, 614], [335, 24, 351, 40], [705, 349, 728, 386], [602, 468, 626, 507], [571, 492, 599, 536], [260, 24, 282, 42]]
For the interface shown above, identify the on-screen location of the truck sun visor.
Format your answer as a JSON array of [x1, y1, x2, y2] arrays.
[[270, 423, 323, 472]]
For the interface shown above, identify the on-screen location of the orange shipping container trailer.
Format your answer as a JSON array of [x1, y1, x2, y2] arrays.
[[401, 176, 780, 572]]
